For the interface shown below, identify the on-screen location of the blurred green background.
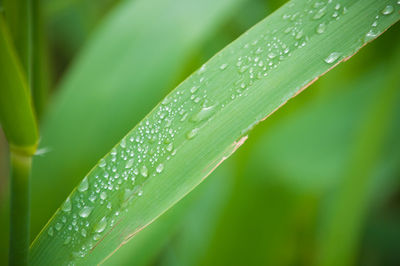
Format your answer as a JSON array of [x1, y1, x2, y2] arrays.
[[0, 0, 399, 265]]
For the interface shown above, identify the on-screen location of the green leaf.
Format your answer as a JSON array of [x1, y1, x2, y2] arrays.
[[31, 0, 246, 238], [0, 17, 38, 155], [30, 0, 400, 264]]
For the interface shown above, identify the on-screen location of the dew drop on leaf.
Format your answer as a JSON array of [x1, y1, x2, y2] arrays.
[[191, 105, 215, 122], [156, 163, 164, 173], [48, 227, 54, 236], [316, 23, 326, 34], [64, 236, 71, 245], [99, 158, 106, 168], [79, 206, 93, 218], [381, 5, 394, 15], [94, 217, 107, 233], [125, 158, 134, 169], [324, 52, 341, 64], [62, 197, 72, 212], [55, 223, 62, 231], [186, 128, 199, 139], [89, 194, 96, 203], [364, 29, 379, 42], [81, 228, 87, 238], [140, 165, 148, 177], [78, 177, 89, 192], [100, 191, 107, 200], [166, 143, 173, 152], [313, 7, 326, 20]]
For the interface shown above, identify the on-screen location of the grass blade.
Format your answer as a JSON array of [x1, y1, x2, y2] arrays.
[[30, 0, 400, 264]]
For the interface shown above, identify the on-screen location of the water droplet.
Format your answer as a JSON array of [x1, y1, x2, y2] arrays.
[[268, 52, 276, 59], [364, 29, 379, 42], [140, 165, 148, 177], [156, 163, 164, 173], [125, 158, 134, 169], [191, 105, 215, 122], [166, 143, 173, 152], [381, 5, 394, 15], [55, 223, 62, 231], [89, 194, 97, 202], [99, 158, 106, 168], [72, 251, 85, 258], [120, 138, 126, 148], [295, 30, 304, 40], [78, 177, 89, 192], [239, 65, 249, 73], [64, 236, 71, 245], [48, 227, 54, 236], [81, 228, 87, 237], [186, 128, 199, 139], [324, 52, 341, 64], [100, 191, 107, 200], [190, 86, 199, 94], [79, 206, 93, 218], [220, 63, 228, 70], [62, 197, 72, 212], [94, 217, 107, 233], [313, 7, 326, 20], [316, 23, 326, 34], [284, 27, 293, 34]]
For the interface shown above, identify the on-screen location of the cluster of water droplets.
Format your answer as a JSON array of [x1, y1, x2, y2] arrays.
[[219, 0, 356, 100], [363, 2, 398, 44], [47, 60, 223, 264]]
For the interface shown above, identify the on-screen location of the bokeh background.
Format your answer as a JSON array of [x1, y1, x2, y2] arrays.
[[0, 0, 399, 265]]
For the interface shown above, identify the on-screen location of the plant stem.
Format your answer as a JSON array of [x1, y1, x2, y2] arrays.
[[9, 151, 32, 266], [32, 0, 50, 119], [3, 0, 32, 81]]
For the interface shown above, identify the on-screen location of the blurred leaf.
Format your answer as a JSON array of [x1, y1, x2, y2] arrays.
[[31, 0, 246, 238], [317, 47, 400, 266], [43, 0, 121, 57], [30, 0, 400, 265]]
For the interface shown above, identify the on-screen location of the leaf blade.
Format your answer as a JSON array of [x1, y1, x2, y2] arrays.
[[30, 0, 400, 264]]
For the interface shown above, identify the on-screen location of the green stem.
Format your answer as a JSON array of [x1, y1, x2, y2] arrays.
[[3, 0, 32, 82], [32, 0, 50, 119], [9, 152, 32, 266]]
